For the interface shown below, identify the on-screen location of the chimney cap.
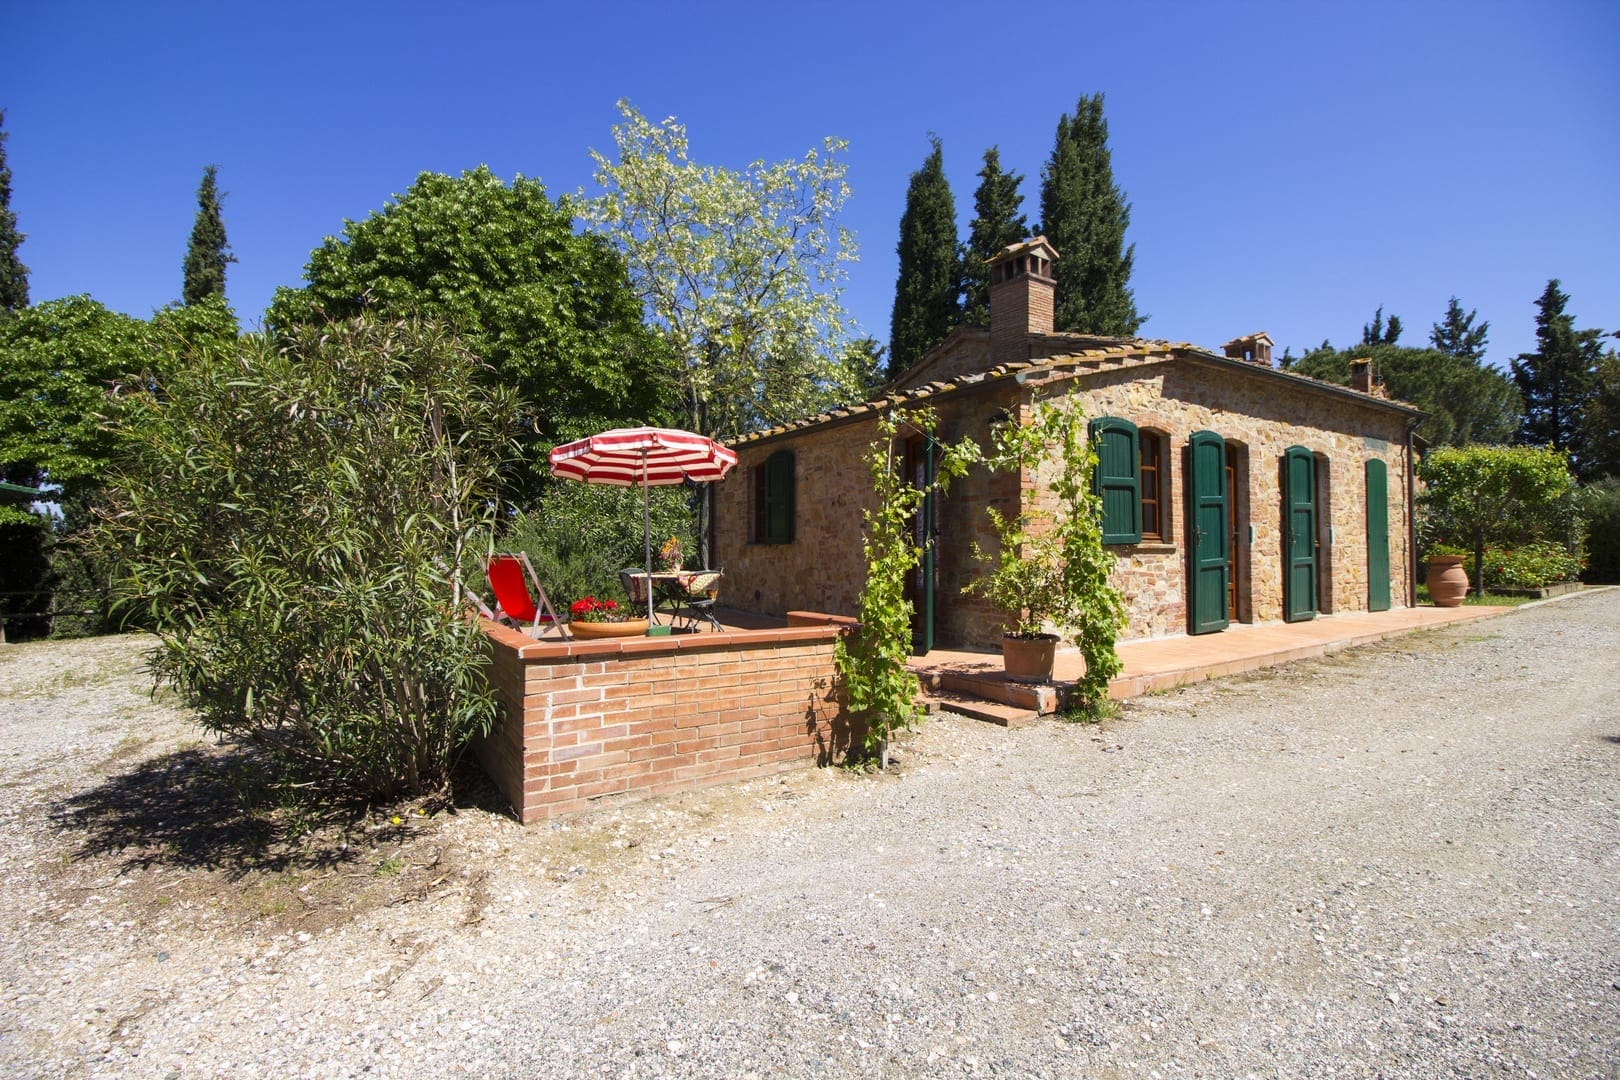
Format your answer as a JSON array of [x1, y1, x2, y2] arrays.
[[1220, 332, 1273, 351], [987, 235, 1059, 268]]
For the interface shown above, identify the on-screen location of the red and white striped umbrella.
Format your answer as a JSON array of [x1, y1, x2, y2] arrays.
[[548, 427, 737, 625], [548, 426, 737, 487]]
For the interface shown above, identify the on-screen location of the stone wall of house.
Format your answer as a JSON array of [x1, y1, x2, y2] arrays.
[[1023, 357, 1413, 641], [716, 355, 1412, 651], [474, 618, 850, 823]]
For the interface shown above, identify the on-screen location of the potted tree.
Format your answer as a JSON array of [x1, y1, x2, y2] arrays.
[[962, 397, 1126, 707], [964, 511, 1066, 680]]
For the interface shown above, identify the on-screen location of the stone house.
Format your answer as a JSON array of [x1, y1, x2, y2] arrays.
[[713, 237, 1423, 649]]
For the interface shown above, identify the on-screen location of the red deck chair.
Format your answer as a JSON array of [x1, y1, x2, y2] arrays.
[[485, 552, 569, 639]]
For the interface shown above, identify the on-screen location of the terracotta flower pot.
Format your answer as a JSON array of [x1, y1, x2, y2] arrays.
[[569, 618, 652, 639], [1426, 556, 1469, 607], [1002, 633, 1059, 682]]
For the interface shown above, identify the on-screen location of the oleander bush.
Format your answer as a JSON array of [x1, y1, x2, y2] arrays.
[[97, 315, 516, 799]]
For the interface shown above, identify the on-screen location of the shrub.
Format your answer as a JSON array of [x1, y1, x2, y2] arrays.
[[496, 482, 697, 611], [98, 315, 516, 799], [1579, 478, 1620, 583], [1431, 542, 1584, 590]]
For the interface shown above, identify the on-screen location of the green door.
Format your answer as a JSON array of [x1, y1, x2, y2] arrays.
[[1284, 447, 1317, 622], [1365, 458, 1391, 612], [1187, 431, 1230, 634]]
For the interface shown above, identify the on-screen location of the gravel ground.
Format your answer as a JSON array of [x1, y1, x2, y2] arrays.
[[1, 591, 1617, 1078]]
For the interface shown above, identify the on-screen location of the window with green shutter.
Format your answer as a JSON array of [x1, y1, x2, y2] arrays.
[[1091, 418, 1142, 544], [752, 449, 795, 544]]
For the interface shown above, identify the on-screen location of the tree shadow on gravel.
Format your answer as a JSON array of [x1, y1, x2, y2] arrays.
[[51, 743, 516, 882], [50, 743, 369, 880]]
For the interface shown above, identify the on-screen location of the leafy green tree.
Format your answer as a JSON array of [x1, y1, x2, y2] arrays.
[[0, 296, 149, 518], [584, 100, 859, 442], [960, 147, 1028, 328], [1417, 444, 1578, 597], [1289, 343, 1519, 446], [269, 166, 666, 502], [1513, 279, 1606, 477], [1038, 93, 1141, 336], [97, 315, 516, 798], [1361, 306, 1403, 345], [888, 136, 961, 375], [842, 336, 889, 396], [1579, 477, 1620, 582], [1584, 350, 1620, 480], [182, 165, 235, 305], [0, 296, 239, 638], [1430, 296, 1489, 361], [0, 110, 27, 313]]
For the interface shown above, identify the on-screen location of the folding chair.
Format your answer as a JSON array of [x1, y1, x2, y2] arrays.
[[486, 553, 569, 639], [671, 569, 725, 632]]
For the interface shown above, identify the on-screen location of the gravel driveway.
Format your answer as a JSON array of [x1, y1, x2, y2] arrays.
[[2, 591, 1616, 1078]]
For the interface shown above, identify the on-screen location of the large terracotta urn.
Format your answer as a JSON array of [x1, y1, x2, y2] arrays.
[[1426, 556, 1469, 607], [1002, 633, 1058, 682]]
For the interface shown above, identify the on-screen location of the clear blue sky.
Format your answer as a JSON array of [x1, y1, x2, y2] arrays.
[[4, 0, 1617, 369]]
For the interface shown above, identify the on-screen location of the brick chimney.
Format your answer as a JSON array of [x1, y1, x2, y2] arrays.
[[987, 236, 1058, 362], [1221, 332, 1274, 366], [1350, 357, 1374, 393]]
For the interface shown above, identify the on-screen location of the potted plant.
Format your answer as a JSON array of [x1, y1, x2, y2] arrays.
[[567, 595, 650, 638], [964, 511, 1066, 680]]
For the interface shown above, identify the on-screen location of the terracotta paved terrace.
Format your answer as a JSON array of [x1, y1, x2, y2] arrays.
[[907, 604, 1510, 725]]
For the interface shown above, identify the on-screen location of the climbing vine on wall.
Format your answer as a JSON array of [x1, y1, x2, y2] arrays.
[[977, 394, 1126, 713], [835, 408, 977, 765]]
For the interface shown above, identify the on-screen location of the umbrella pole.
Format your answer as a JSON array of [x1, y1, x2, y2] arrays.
[[642, 452, 655, 624]]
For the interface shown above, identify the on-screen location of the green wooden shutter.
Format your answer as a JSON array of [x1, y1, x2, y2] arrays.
[[1365, 458, 1390, 611], [1187, 430, 1230, 634], [763, 450, 794, 544], [1283, 446, 1318, 621], [1091, 418, 1142, 544]]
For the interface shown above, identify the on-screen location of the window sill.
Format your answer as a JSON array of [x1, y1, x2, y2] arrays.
[[1111, 541, 1177, 555]]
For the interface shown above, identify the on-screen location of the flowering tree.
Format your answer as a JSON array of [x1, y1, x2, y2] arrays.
[[583, 100, 861, 442]]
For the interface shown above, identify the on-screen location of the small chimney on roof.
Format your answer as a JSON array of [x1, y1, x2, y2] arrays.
[[1350, 357, 1375, 394], [987, 236, 1058, 362], [1221, 332, 1274, 367]]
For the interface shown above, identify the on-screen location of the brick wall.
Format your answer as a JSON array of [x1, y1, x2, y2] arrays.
[[473, 617, 852, 822]]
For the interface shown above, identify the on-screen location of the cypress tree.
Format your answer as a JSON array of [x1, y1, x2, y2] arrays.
[[1361, 305, 1403, 346], [888, 136, 960, 377], [960, 147, 1028, 328], [1038, 94, 1140, 336], [0, 111, 28, 313], [1513, 279, 1604, 473], [182, 164, 235, 305], [1430, 296, 1489, 361]]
